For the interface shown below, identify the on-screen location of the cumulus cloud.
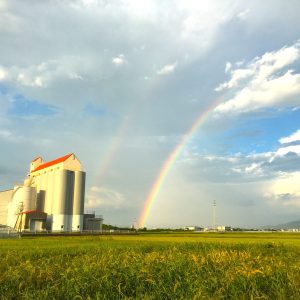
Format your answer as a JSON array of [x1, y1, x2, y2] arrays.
[[215, 68, 253, 91], [279, 129, 300, 144], [68, 72, 84, 80], [225, 62, 232, 73], [0, 129, 12, 139], [112, 54, 125, 66], [157, 62, 177, 75], [0, 66, 7, 80], [0, 57, 89, 88], [276, 145, 300, 156], [266, 172, 300, 207], [178, 1, 239, 49], [85, 186, 126, 209], [178, 127, 300, 184], [0, 1, 248, 113], [215, 42, 300, 113], [267, 130, 300, 162], [237, 9, 250, 20]]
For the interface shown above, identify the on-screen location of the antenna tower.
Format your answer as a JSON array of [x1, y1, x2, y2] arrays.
[[212, 200, 216, 231]]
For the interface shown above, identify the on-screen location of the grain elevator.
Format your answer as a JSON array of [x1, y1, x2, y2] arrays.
[[0, 153, 101, 232]]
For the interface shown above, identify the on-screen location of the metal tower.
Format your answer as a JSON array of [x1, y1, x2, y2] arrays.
[[212, 200, 216, 231]]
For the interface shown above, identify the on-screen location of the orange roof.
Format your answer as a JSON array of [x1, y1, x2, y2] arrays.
[[17, 210, 47, 216], [31, 153, 73, 173], [32, 156, 42, 162]]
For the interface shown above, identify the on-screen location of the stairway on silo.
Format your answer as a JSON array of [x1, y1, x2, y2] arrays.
[[14, 213, 24, 233]]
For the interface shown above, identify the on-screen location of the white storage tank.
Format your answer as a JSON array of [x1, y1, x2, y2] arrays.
[[6, 186, 36, 228], [72, 171, 85, 231], [13, 186, 36, 212], [52, 170, 70, 231]]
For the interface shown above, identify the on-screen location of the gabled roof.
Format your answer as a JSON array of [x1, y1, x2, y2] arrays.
[[31, 156, 42, 162], [31, 153, 73, 173]]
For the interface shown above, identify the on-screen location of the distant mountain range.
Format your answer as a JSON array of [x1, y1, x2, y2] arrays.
[[263, 220, 300, 229]]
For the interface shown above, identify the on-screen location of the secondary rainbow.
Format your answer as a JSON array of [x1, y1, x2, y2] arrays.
[[138, 97, 223, 228], [91, 76, 166, 188]]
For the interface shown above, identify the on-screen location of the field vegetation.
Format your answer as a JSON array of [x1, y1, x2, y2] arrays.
[[0, 232, 300, 299]]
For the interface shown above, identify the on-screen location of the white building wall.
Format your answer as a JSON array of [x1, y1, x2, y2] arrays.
[[0, 154, 86, 232], [52, 214, 72, 231], [30, 168, 86, 232], [0, 190, 13, 225], [6, 186, 36, 228]]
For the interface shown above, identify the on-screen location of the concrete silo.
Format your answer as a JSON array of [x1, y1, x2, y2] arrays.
[[6, 185, 37, 228], [72, 171, 85, 231], [0, 153, 101, 233], [29, 153, 86, 232]]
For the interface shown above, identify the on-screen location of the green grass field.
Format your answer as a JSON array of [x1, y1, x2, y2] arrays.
[[1, 232, 300, 299]]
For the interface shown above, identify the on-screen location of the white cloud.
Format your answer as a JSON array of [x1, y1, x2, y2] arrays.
[[225, 62, 232, 73], [235, 60, 245, 67], [0, 57, 90, 88], [179, 130, 300, 182], [178, 1, 239, 50], [244, 162, 263, 176], [270, 145, 300, 163], [266, 172, 300, 207], [16, 72, 45, 88], [34, 76, 44, 87], [80, 0, 98, 7], [0, 129, 12, 138], [279, 129, 300, 144], [215, 42, 300, 114], [266, 129, 300, 162], [112, 54, 125, 66], [0, 128, 53, 145], [0, 66, 7, 80], [68, 72, 84, 80], [215, 68, 253, 91], [157, 62, 177, 75], [237, 9, 250, 20], [0, 0, 7, 10], [86, 186, 125, 209], [123, 0, 156, 19]]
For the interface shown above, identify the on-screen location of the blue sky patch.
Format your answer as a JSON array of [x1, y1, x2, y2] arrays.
[[9, 94, 58, 117], [84, 103, 108, 117]]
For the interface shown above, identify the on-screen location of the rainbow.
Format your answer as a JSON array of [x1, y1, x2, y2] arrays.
[[138, 97, 223, 228], [94, 120, 130, 182], [91, 77, 164, 189]]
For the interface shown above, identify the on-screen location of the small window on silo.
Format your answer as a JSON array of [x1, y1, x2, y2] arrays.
[[61, 225, 64, 229]]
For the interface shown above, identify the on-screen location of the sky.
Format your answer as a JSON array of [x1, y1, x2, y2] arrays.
[[1, 0, 300, 228]]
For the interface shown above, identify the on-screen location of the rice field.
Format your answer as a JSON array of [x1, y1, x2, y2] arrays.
[[1, 232, 300, 299]]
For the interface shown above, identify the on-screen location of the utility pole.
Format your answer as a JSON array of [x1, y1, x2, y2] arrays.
[[132, 218, 137, 230], [212, 200, 216, 231]]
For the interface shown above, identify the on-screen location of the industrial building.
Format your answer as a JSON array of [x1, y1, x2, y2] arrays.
[[0, 153, 103, 232]]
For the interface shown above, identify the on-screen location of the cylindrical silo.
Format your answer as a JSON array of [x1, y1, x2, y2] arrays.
[[52, 170, 69, 231], [65, 171, 74, 231], [22, 187, 36, 211], [72, 171, 85, 231], [13, 186, 36, 212]]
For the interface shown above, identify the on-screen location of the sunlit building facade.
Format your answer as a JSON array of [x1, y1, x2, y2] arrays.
[[0, 153, 87, 232]]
